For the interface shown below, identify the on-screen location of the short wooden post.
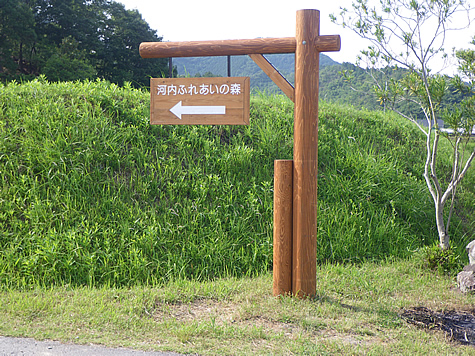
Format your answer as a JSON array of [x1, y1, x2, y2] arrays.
[[292, 9, 320, 297], [273, 160, 293, 296]]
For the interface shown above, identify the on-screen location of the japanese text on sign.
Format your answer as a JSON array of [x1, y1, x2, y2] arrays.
[[156, 83, 242, 96]]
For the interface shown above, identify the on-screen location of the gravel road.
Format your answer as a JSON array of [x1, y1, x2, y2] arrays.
[[0, 336, 184, 356]]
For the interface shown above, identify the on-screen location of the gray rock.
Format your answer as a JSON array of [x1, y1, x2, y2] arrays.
[[458, 265, 475, 293], [457, 241, 475, 293], [466, 240, 475, 265]]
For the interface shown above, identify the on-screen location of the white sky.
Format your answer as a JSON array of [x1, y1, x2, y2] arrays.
[[118, 0, 474, 73], [117, 0, 366, 64]]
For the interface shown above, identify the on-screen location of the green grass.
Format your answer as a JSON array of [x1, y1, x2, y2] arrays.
[[1, 260, 475, 355], [1, 78, 474, 288]]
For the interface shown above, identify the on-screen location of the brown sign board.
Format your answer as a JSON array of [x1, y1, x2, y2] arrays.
[[150, 77, 250, 125]]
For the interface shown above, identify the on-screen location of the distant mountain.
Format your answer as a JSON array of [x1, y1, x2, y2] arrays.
[[173, 54, 466, 121], [173, 53, 339, 94]]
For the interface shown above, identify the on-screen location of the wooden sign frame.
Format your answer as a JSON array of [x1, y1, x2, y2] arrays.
[[140, 9, 341, 297], [150, 77, 250, 125]]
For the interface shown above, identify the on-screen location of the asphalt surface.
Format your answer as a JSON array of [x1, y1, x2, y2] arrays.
[[0, 336, 184, 356]]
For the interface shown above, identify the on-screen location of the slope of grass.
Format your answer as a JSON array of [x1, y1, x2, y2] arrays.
[[0, 78, 474, 288]]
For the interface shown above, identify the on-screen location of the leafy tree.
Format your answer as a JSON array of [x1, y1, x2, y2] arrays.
[[332, 0, 474, 249], [0, 0, 37, 79], [442, 38, 475, 236], [42, 36, 96, 82], [34, 0, 100, 48], [94, 1, 168, 86], [1, 0, 168, 86]]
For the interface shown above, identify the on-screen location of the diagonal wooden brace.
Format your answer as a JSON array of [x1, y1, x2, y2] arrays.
[[249, 54, 295, 102]]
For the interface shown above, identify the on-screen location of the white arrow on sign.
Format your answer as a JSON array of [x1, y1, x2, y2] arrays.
[[170, 101, 226, 120]]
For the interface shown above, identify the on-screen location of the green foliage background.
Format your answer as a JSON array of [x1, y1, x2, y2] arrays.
[[0, 0, 168, 86]]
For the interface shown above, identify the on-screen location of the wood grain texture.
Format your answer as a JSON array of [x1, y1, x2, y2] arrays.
[[150, 77, 249, 125], [273, 160, 293, 296], [249, 54, 295, 102], [292, 9, 320, 298], [139, 36, 340, 58]]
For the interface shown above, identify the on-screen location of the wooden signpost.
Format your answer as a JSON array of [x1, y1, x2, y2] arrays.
[[150, 77, 250, 125], [140, 9, 340, 297]]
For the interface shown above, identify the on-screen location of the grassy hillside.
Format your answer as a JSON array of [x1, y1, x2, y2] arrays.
[[1, 78, 474, 288]]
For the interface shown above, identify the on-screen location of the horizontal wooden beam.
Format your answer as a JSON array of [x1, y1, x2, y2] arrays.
[[139, 35, 340, 58], [249, 54, 295, 102]]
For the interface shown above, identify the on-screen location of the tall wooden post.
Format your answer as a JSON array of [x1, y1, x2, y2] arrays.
[[292, 9, 320, 297]]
